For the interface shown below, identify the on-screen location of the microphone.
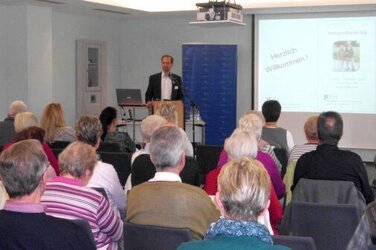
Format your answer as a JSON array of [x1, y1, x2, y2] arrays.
[[169, 73, 176, 84]]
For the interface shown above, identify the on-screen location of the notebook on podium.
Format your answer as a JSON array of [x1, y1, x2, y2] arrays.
[[116, 89, 143, 106]]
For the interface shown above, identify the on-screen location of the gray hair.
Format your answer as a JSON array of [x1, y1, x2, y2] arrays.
[[8, 100, 28, 117], [58, 141, 97, 178], [224, 128, 258, 160], [0, 140, 48, 198], [140, 115, 167, 143], [75, 115, 102, 146], [149, 126, 184, 170]]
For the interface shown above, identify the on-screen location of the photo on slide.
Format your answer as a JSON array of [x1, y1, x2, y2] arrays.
[[332, 41, 360, 72]]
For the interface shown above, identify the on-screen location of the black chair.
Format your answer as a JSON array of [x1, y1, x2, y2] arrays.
[[98, 151, 132, 187], [50, 140, 70, 149], [131, 154, 201, 187], [195, 145, 223, 185], [91, 187, 109, 200], [98, 142, 121, 152], [70, 219, 96, 248], [123, 222, 193, 250], [280, 201, 360, 250], [51, 147, 64, 158], [272, 235, 317, 250]]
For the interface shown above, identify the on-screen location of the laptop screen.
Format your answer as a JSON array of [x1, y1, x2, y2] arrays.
[[116, 89, 143, 106]]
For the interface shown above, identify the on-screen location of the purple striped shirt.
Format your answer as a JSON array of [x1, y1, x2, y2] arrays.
[[41, 176, 123, 250]]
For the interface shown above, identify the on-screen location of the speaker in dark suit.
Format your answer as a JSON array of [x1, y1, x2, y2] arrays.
[[145, 55, 184, 103]]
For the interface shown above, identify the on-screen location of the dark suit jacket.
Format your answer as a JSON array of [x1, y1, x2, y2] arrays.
[[145, 72, 184, 103]]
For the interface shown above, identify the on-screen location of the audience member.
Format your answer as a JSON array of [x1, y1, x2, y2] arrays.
[[126, 126, 220, 239], [39, 102, 75, 143], [99, 106, 136, 153], [204, 128, 283, 234], [75, 115, 126, 215], [155, 101, 194, 157], [41, 141, 123, 250], [0, 140, 95, 250], [3, 126, 58, 177], [178, 158, 290, 250], [293, 111, 374, 204], [0, 100, 28, 147], [3, 113, 59, 175], [261, 100, 294, 156], [284, 115, 319, 204], [211, 112, 286, 198], [124, 115, 167, 195]]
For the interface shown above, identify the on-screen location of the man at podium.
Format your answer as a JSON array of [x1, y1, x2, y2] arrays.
[[145, 54, 184, 104]]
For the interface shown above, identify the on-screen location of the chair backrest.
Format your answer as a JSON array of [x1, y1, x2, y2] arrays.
[[123, 222, 193, 250], [292, 178, 366, 211], [90, 187, 108, 200], [195, 145, 223, 184], [272, 235, 317, 250], [98, 151, 132, 187], [131, 154, 201, 187], [70, 219, 96, 247], [180, 156, 200, 187], [50, 140, 71, 149], [281, 201, 360, 250], [98, 142, 121, 152]]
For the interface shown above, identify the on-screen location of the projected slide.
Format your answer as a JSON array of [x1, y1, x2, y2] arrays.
[[257, 16, 376, 114]]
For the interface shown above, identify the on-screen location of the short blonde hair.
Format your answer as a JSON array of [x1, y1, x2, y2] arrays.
[[14, 112, 38, 133], [304, 116, 319, 141], [58, 141, 97, 178], [140, 115, 167, 143], [239, 111, 264, 140], [155, 101, 178, 125], [224, 128, 258, 160], [218, 158, 271, 220]]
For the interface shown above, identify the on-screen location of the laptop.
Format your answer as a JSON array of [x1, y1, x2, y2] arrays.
[[116, 89, 143, 106]]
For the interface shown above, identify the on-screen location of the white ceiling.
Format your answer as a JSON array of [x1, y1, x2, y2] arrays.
[[0, 0, 376, 18]]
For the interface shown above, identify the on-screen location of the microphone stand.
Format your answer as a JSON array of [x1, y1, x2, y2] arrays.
[[171, 74, 200, 145]]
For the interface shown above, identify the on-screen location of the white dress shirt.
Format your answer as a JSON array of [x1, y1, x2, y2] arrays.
[[161, 73, 172, 100], [148, 172, 182, 182]]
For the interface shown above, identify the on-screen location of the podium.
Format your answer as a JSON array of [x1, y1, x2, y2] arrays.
[[150, 100, 185, 129]]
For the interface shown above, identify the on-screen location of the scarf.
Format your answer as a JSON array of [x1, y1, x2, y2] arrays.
[[205, 217, 273, 245]]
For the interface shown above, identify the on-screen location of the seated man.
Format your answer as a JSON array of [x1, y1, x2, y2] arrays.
[[293, 111, 374, 204], [0, 140, 95, 249], [261, 100, 294, 156], [0, 100, 28, 147], [126, 126, 220, 239]]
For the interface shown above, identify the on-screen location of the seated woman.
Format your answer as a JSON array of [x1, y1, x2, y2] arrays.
[[178, 158, 289, 250], [204, 128, 283, 235], [3, 112, 59, 175], [40, 103, 75, 143], [154, 101, 193, 157], [99, 106, 136, 153], [41, 141, 123, 250]]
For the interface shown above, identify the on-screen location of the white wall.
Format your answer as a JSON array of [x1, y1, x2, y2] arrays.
[[120, 15, 253, 121], [0, 4, 8, 117], [52, 12, 121, 126]]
